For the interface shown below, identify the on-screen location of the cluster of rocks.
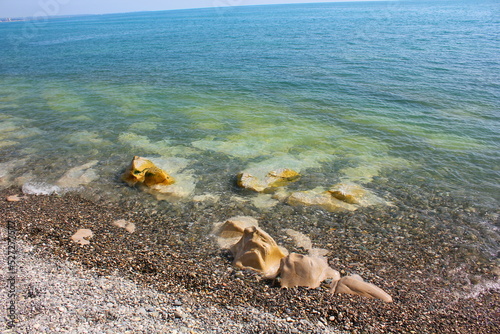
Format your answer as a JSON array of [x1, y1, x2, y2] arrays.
[[213, 216, 393, 303], [122, 156, 388, 212], [119, 157, 392, 302], [237, 167, 389, 211]]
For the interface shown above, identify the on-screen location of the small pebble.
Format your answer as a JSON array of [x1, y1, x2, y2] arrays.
[[6, 195, 22, 202]]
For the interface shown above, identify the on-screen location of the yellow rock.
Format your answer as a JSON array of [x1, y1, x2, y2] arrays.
[[230, 226, 287, 278], [122, 156, 175, 187], [143, 166, 175, 187], [266, 168, 301, 188], [279, 253, 340, 289], [331, 274, 393, 303]]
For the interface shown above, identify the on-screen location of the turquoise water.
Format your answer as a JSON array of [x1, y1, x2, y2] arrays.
[[0, 1, 498, 211]]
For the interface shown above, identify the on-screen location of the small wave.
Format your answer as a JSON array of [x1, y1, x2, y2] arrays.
[[461, 278, 500, 300], [22, 182, 61, 196]]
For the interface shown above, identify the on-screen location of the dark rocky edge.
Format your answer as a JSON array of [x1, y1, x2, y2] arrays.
[[1, 183, 499, 333]]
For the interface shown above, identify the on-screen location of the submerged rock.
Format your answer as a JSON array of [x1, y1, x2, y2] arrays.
[[287, 189, 358, 212], [237, 173, 268, 193], [230, 226, 287, 278], [237, 168, 300, 193], [71, 229, 93, 246], [146, 173, 196, 201], [287, 182, 388, 212], [328, 182, 389, 207], [251, 194, 279, 209], [192, 193, 220, 203], [331, 274, 393, 303], [279, 253, 340, 289], [56, 160, 99, 188], [0, 158, 28, 188], [328, 182, 367, 205]]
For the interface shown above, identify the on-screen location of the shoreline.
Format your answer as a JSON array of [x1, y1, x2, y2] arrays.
[[1, 186, 499, 333]]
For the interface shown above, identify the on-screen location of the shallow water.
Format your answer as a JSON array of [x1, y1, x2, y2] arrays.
[[0, 1, 499, 268]]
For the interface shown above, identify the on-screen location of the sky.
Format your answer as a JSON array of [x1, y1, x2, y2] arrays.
[[0, 0, 385, 18]]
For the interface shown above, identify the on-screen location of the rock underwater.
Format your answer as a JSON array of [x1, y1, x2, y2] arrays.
[[287, 182, 389, 212], [287, 189, 358, 212], [237, 168, 300, 193]]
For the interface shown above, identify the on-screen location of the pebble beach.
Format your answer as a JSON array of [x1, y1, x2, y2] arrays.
[[1, 183, 499, 333]]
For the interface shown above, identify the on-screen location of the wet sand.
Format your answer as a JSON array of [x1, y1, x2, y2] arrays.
[[1, 185, 499, 333]]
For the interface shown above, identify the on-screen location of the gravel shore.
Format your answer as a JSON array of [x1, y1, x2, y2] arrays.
[[1, 186, 499, 333]]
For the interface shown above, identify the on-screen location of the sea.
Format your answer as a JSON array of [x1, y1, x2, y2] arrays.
[[0, 1, 498, 268]]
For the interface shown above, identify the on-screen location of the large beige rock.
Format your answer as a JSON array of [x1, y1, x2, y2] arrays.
[[230, 226, 287, 278], [212, 216, 259, 249], [122, 156, 175, 187], [287, 189, 358, 212], [279, 253, 340, 289], [237, 168, 300, 193], [331, 274, 393, 303]]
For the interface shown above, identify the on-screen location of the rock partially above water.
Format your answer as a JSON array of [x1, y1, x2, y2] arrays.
[[279, 253, 340, 289], [122, 156, 198, 201], [122, 156, 175, 187], [230, 226, 287, 278]]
